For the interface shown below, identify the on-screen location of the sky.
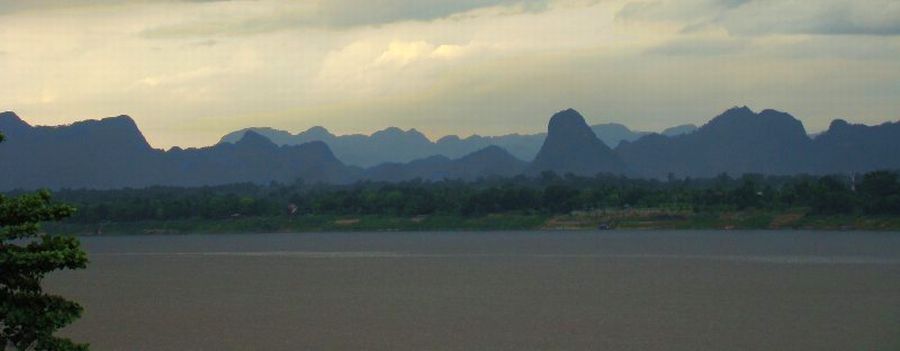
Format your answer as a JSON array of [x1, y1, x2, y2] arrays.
[[1, 0, 899, 148]]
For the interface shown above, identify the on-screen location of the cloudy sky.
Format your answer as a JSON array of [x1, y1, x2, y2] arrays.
[[1, 0, 898, 148]]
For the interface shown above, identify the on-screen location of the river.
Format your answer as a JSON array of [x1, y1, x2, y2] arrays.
[[47, 230, 900, 350]]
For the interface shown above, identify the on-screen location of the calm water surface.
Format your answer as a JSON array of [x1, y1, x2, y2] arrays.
[[47, 230, 900, 350]]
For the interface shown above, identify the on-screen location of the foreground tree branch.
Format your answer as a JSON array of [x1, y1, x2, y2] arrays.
[[1, 132, 90, 350]]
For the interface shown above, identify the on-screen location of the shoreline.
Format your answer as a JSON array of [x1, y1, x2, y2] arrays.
[[45, 210, 900, 236]]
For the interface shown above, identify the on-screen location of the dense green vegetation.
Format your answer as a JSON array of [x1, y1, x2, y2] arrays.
[[1, 133, 90, 350], [19, 170, 899, 234]]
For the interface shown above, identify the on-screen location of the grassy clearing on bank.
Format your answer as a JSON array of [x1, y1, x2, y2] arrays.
[[43, 208, 900, 236], [542, 208, 900, 231], [45, 213, 550, 235]]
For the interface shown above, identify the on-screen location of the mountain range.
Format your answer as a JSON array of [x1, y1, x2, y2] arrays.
[[218, 119, 697, 167], [0, 112, 353, 189], [1, 107, 898, 191], [618, 107, 900, 178]]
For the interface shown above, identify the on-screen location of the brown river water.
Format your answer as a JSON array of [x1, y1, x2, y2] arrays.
[[47, 230, 900, 350]]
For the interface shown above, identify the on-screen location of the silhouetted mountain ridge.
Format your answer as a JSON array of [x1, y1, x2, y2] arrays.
[[219, 118, 679, 166], [0, 116, 354, 189], [616, 106, 815, 177], [810, 119, 900, 173], [2, 106, 899, 191], [364, 144, 527, 182], [590, 123, 650, 147], [0, 111, 30, 134], [529, 109, 627, 176]]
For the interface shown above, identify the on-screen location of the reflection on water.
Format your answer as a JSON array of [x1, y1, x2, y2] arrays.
[[94, 251, 900, 265]]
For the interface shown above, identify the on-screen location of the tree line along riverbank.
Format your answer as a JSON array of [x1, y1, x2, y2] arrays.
[[20, 170, 898, 234]]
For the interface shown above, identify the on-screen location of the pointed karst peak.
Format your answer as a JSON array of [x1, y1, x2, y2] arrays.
[[546, 108, 598, 141], [0, 111, 22, 121], [548, 108, 588, 130], [0, 111, 30, 130], [717, 105, 754, 116], [528, 108, 627, 175], [729, 105, 753, 114], [235, 130, 277, 148]]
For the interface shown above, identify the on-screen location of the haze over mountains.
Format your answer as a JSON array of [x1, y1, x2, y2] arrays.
[[219, 119, 697, 167], [1, 107, 898, 191]]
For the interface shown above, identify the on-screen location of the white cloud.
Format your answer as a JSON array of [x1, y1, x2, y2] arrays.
[[0, 0, 898, 148], [311, 39, 481, 102], [374, 41, 440, 67], [369, 41, 474, 67]]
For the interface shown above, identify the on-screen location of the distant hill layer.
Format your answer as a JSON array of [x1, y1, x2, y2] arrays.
[[616, 107, 900, 178], [1, 107, 898, 190], [366, 145, 527, 182], [0, 112, 525, 189], [218, 120, 695, 167], [0, 112, 354, 189]]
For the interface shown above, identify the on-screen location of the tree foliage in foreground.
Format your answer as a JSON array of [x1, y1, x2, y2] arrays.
[[1, 132, 89, 350]]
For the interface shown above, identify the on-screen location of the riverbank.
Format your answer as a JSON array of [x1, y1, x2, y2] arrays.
[[44, 209, 900, 235]]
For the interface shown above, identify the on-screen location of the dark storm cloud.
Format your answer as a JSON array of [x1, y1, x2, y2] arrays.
[[616, 0, 749, 23], [0, 0, 234, 15], [314, 0, 550, 28], [617, 0, 900, 36], [140, 0, 551, 38]]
